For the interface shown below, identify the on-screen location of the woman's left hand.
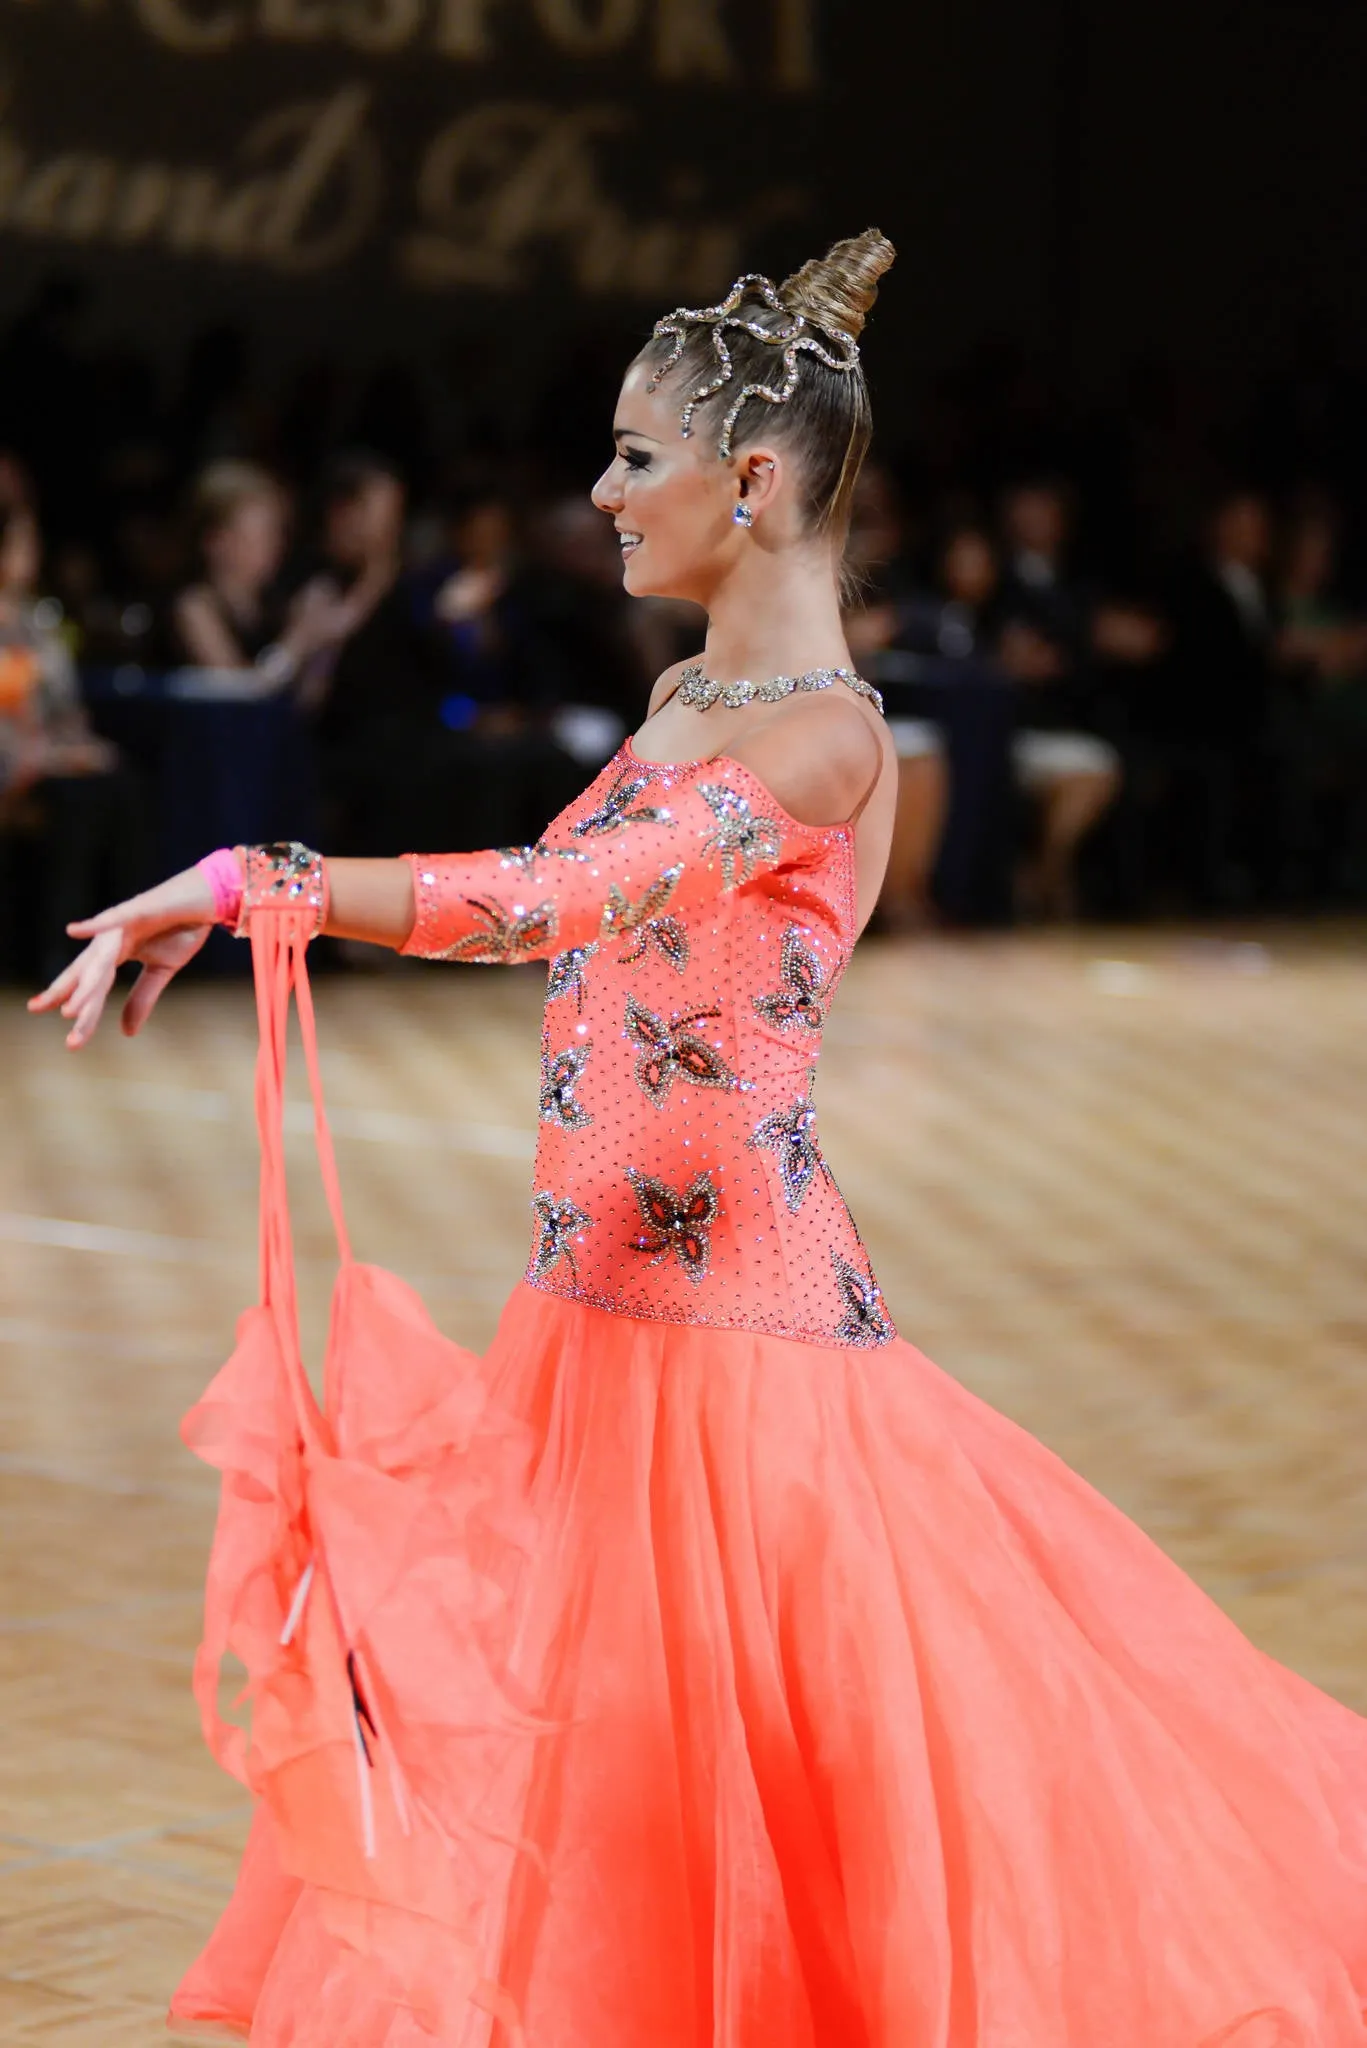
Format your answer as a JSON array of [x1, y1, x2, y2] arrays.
[[27, 868, 217, 1050]]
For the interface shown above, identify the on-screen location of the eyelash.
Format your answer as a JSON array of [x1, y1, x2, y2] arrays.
[[623, 449, 651, 471]]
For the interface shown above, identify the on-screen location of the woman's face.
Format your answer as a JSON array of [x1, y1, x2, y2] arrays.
[[208, 494, 285, 590], [942, 530, 998, 608], [591, 360, 751, 604]]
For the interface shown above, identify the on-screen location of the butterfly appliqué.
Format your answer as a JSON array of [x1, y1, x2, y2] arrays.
[[571, 768, 672, 838], [751, 1080, 824, 1213], [627, 1168, 719, 1279], [623, 994, 736, 1105], [530, 1190, 592, 1279], [497, 840, 589, 875], [434, 896, 557, 964], [539, 1041, 593, 1129], [831, 1251, 893, 1345], [546, 944, 598, 1008], [697, 783, 783, 889], [600, 866, 690, 972], [753, 925, 828, 1033]]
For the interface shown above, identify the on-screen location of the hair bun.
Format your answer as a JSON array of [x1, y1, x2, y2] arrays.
[[779, 228, 896, 344]]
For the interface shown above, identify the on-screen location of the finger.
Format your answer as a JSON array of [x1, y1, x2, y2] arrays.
[[27, 957, 84, 1012], [58, 958, 105, 1018], [58, 940, 118, 1025], [67, 896, 148, 938], [121, 964, 172, 1037], [61, 965, 113, 1033], [65, 977, 114, 1050]]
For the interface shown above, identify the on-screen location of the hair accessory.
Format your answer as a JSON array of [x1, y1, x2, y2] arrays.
[[236, 841, 329, 939], [733, 502, 754, 528], [676, 663, 883, 715], [196, 846, 246, 928], [647, 273, 860, 461]]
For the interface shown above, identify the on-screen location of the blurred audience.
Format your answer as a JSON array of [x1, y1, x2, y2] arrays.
[[1274, 498, 1367, 900], [171, 461, 347, 685], [889, 515, 1121, 921], [844, 470, 948, 930], [1, 286, 1366, 968], [0, 501, 146, 980]]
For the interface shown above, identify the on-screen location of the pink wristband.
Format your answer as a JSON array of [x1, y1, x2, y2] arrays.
[[197, 846, 246, 929]]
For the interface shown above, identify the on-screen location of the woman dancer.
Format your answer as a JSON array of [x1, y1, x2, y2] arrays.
[[29, 232, 1367, 2045]]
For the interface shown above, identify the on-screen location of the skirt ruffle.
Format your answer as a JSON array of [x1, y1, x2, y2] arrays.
[[170, 1281, 1367, 2046]]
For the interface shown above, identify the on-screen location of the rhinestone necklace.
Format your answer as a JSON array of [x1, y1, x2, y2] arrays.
[[676, 663, 884, 716]]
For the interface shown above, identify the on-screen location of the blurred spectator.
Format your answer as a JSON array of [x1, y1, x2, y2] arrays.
[[1149, 489, 1277, 907], [412, 484, 525, 715], [1166, 490, 1275, 744], [845, 467, 947, 929], [1274, 499, 1367, 900], [171, 461, 347, 686], [2, 289, 1366, 935], [307, 457, 584, 859], [302, 451, 439, 854], [517, 494, 661, 724], [903, 521, 1120, 919], [0, 502, 145, 979]]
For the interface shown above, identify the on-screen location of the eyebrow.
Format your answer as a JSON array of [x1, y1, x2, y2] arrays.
[[613, 426, 662, 443]]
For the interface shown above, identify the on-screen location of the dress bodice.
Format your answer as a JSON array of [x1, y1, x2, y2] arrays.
[[403, 742, 894, 1348]]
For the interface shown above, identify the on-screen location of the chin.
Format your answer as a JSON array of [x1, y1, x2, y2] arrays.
[[621, 551, 660, 599], [622, 549, 693, 604]]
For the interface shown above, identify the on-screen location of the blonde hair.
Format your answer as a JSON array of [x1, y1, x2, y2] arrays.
[[191, 460, 283, 545], [640, 227, 896, 549]]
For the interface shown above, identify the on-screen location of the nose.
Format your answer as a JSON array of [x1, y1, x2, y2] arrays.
[[591, 461, 622, 515]]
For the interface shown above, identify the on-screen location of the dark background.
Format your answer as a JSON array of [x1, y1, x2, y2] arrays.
[[3, 0, 1365, 436]]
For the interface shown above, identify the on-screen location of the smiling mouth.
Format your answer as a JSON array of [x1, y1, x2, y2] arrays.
[[618, 532, 643, 560]]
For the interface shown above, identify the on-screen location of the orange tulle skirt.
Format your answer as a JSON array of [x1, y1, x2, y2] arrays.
[[170, 1276, 1367, 2047], [169, 917, 1367, 2045]]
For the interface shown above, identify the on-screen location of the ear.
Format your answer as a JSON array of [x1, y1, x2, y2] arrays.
[[734, 444, 784, 518]]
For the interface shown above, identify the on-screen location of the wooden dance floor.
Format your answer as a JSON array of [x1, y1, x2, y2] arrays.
[[2, 924, 1366, 2040]]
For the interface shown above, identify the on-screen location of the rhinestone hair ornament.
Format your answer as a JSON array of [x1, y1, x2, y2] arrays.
[[646, 273, 860, 461]]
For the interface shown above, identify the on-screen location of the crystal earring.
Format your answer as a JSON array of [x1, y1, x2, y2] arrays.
[[733, 501, 754, 528]]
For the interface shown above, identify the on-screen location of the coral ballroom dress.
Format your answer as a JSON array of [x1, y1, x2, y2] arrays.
[[170, 744, 1367, 2047]]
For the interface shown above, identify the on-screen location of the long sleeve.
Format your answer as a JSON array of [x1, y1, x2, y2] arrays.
[[400, 758, 796, 967]]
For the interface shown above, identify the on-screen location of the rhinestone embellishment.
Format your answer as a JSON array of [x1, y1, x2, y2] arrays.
[[697, 783, 783, 890], [677, 664, 883, 716], [627, 1167, 719, 1278], [539, 1042, 593, 1129], [238, 840, 327, 936], [428, 896, 557, 964], [646, 272, 861, 460], [623, 994, 736, 1105], [546, 943, 598, 1007], [530, 1190, 591, 1280], [497, 840, 589, 874], [833, 1251, 893, 1346], [600, 866, 690, 971], [751, 1084, 823, 1213], [571, 769, 671, 837], [753, 925, 828, 1033]]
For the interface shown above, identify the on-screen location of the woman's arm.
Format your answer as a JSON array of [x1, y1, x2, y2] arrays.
[[31, 697, 882, 1048], [325, 858, 418, 946], [173, 587, 249, 669]]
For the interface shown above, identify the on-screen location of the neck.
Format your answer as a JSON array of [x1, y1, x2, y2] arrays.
[[698, 541, 851, 680], [209, 570, 261, 613]]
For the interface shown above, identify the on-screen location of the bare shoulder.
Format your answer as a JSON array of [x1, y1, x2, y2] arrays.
[[646, 655, 702, 716], [725, 693, 888, 827]]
